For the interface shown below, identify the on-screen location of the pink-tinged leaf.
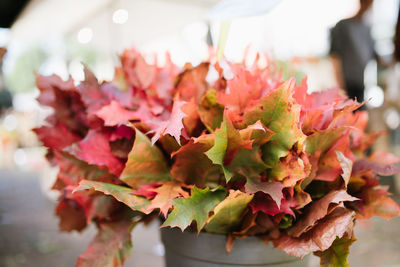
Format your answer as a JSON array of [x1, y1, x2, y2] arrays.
[[217, 65, 262, 122], [352, 159, 400, 176], [96, 101, 137, 127], [78, 68, 111, 114], [54, 151, 116, 187], [152, 52, 180, 100], [121, 49, 153, 88], [77, 220, 134, 267], [108, 125, 135, 141], [36, 75, 88, 133], [36, 74, 76, 107], [288, 190, 358, 237], [176, 62, 209, 103], [133, 54, 156, 88], [151, 100, 188, 145], [249, 192, 298, 217], [131, 184, 160, 199], [274, 208, 355, 258], [369, 151, 400, 164], [245, 180, 283, 208], [146, 181, 189, 217], [34, 121, 81, 150], [64, 130, 124, 176], [358, 186, 400, 220], [352, 151, 400, 176], [120, 129, 171, 188], [292, 77, 309, 107]]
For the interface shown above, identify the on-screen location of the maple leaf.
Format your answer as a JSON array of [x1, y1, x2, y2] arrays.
[[77, 220, 135, 267], [274, 207, 355, 258], [336, 151, 352, 187], [170, 140, 214, 186], [238, 121, 275, 146], [205, 115, 253, 182], [77, 68, 111, 114], [152, 52, 180, 100], [357, 185, 400, 220], [175, 62, 209, 103], [121, 49, 156, 88], [198, 89, 224, 132], [315, 236, 356, 267], [54, 151, 115, 187], [86, 195, 118, 223], [217, 64, 262, 122], [36, 74, 78, 111], [181, 98, 200, 136], [205, 190, 253, 234], [352, 152, 400, 176], [151, 99, 188, 145], [146, 181, 189, 217], [64, 130, 124, 176], [120, 129, 171, 188], [269, 150, 311, 187], [287, 190, 358, 237], [162, 186, 226, 232], [131, 184, 159, 199], [95, 101, 137, 127], [245, 180, 283, 208], [227, 145, 268, 175], [74, 180, 150, 213], [243, 79, 306, 169], [108, 125, 135, 142], [305, 127, 348, 156], [249, 192, 298, 217], [56, 198, 87, 232], [36, 74, 88, 133], [33, 121, 81, 151], [315, 133, 354, 183]]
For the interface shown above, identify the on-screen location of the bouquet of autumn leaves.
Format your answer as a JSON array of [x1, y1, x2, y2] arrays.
[[34, 48, 400, 267]]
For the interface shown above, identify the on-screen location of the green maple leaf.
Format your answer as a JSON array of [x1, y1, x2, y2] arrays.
[[74, 180, 150, 213], [120, 129, 171, 188], [77, 220, 135, 267], [316, 236, 356, 267], [205, 190, 253, 234], [162, 186, 226, 233], [243, 80, 305, 168], [205, 116, 252, 182]]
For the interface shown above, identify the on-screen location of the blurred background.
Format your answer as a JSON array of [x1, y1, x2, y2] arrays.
[[0, 0, 400, 266]]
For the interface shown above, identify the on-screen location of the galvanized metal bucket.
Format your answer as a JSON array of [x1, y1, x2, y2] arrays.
[[161, 228, 309, 267]]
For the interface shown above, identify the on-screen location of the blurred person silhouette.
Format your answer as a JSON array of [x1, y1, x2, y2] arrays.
[[0, 47, 12, 113], [387, 5, 400, 105], [329, 0, 375, 104]]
